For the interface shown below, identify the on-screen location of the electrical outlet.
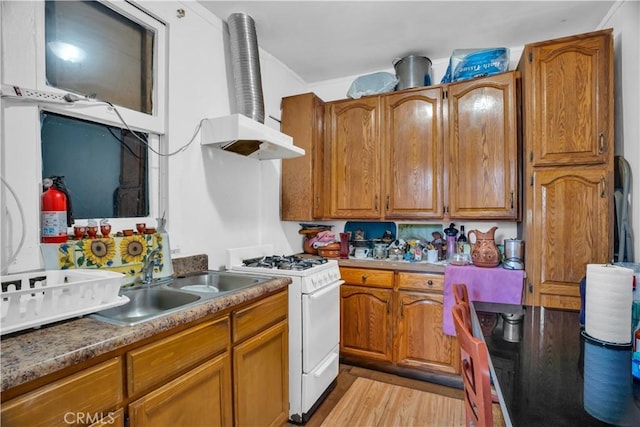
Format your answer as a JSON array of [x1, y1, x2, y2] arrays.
[[1, 84, 71, 104]]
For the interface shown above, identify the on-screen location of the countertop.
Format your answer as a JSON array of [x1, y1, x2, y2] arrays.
[[0, 276, 290, 393], [337, 258, 446, 274]]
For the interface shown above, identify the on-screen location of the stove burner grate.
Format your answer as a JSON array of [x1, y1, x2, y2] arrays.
[[242, 255, 328, 270]]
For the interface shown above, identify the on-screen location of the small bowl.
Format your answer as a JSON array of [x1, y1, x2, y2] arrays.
[[145, 227, 156, 234], [123, 229, 134, 236], [450, 253, 470, 266]]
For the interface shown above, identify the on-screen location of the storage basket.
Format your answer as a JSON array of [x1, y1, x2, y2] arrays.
[[1, 269, 128, 335]]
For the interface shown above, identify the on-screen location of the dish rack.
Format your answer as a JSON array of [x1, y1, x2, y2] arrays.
[[1, 269, 129, 335]]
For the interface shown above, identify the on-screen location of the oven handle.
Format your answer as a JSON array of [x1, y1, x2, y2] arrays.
[[313, 350, 339, 378], [306, 280, 344, 299]]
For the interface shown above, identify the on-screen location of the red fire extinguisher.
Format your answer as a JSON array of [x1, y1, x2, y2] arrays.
[[41, 176, 73, 243]]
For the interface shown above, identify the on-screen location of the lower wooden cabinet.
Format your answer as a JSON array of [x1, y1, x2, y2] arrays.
[[233, 320, 289, 427], [1, 288, 288, 427], [340, 267, 460, 375], [128, 354, 232, 427], [1, 357, 123, 427]]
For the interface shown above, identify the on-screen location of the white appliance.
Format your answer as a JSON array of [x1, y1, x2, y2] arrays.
[[227, 245, 343, 424]]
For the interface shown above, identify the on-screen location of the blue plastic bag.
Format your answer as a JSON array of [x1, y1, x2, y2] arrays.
[[441, 48, 510, 84], [347, 72, 398, 99]]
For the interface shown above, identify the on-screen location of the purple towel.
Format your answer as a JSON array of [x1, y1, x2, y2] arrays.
[[443, 264, 525, 336]]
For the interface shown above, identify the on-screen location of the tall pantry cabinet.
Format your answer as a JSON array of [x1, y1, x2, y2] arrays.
[[519, 29, 614, 309]]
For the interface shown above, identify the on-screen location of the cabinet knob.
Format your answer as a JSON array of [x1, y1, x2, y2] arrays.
[[361, 274, 367, 282], [427, 280, 433, 286], [598, 133, 606, 154]]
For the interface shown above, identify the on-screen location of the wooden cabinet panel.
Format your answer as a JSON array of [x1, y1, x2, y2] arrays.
[[340, 267, 394, 288], [531, 167, 611, 308], [383, 88, 444, 218], [395, 291, 459, 374], [281, 93, 325, 220], [89, 408, 124, 427], [232, 290, 287, 343], [233, 320, 288, 427], [2, 357, 123, 427], [340, 284, 393, 361], [127, 317, 229, 397], [326, 97, 381, 218], [129, 354, 232, 427], [520, 29, 614, 308], [447, 72, 519, 219], [396, 272, 444, 292], [526, 32, 613, 167]]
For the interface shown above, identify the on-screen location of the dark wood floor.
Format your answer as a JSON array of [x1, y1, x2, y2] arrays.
[[285, 364, 465, 427]]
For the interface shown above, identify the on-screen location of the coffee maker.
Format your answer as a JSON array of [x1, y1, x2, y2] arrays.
[[503, 239, 525, 270]]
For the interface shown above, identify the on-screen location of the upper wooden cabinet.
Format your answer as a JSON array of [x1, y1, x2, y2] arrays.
[[383, 88, 444, 219], [446, 72, 520, 219], [325, 97, 381, 218], [523, 31, 613, 167], [281, 93, 325, 220], [519, 29, 614, 309]]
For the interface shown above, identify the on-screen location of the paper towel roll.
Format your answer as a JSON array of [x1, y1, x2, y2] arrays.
[[585, 264, 633, 344]]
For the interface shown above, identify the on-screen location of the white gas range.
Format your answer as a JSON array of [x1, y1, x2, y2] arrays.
[[226, 245, 343, 424]]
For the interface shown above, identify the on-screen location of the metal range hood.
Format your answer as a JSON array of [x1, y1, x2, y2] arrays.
[[201, 114, 304, 160], [200, 13, 304, 160]]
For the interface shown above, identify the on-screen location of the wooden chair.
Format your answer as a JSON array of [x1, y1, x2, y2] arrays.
[[452, 283, 469, 305], [452, 302, 493, 427]]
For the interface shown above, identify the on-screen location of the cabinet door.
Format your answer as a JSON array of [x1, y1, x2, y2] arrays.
[[395, 291, 460, 374], [340, 284, 393, 361], [383, 88, 444, 219], [526, 30, 613, 166], [129, 354, 232, 427], [326, 97, 381, 218], [1, 357, 123, 427], [281, 93, 325, 220], [447, 72, 519, 219], [233, 320, 288, 427], [529, 168, 612, 308]]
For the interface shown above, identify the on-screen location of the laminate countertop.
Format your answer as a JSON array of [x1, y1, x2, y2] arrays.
[[0, 276, 290, 393]]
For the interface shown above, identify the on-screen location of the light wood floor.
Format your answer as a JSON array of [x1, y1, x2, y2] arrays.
[[286, 364, 467, 427]]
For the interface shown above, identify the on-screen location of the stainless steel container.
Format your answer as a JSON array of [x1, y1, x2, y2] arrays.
[[393, 55, 432, 90], [504, 239, 524, 261]]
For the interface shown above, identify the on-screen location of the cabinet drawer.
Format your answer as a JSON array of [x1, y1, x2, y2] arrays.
[[2, 357, 123, 427], [233, 290, 288, 344], [127, 317, 229, 397], [340, 267, 394, 288], [397, 272, 444, 292]]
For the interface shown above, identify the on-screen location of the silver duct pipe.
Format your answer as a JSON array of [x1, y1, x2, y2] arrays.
[[227, 13, 265, 124]]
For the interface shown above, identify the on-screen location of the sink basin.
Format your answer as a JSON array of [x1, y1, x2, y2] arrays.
[[91, 287, 202, 326], [91, 271, 273, 326], [167, 271, 271, 294]]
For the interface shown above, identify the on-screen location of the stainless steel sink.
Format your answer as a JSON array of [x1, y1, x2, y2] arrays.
[[91, 271, 272, 326], [167, 271, 270, 294]]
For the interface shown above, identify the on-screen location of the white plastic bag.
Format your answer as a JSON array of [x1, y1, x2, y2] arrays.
[[347, 72, 398, 99]]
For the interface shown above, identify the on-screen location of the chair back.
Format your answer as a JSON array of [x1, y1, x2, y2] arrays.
[[452, 283, 469, 305], [452, 302, 493, 427]]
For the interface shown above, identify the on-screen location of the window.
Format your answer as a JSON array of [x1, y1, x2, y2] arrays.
[[41, 112, 149, 219], [45, 0, 155, 114]]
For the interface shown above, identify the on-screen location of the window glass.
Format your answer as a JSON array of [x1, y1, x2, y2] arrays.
[[41, 111, 149, 219], [45, 0, 154, 114]]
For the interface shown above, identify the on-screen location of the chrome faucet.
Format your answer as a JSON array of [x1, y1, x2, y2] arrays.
[[141, 247, 162, 285]]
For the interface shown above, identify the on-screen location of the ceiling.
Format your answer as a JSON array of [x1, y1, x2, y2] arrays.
[[197, 1, 615, 83]]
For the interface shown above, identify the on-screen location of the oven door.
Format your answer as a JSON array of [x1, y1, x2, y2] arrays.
[[301, 279, 342, 372]]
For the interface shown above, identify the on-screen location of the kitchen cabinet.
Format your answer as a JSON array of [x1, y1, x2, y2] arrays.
[[1, 288, 288, 427], [446, 72, 520, 219], [127, 317, 232, 427], [519, 29, 614, 308], [281, 93, 325, 220], [339, 267, 459, 376], [383, 88, 444, 219], [395, 272, 460, 374], [232, 291, 289, 427], [1, 357, 123, 427], [325, 97, 381, 218]]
